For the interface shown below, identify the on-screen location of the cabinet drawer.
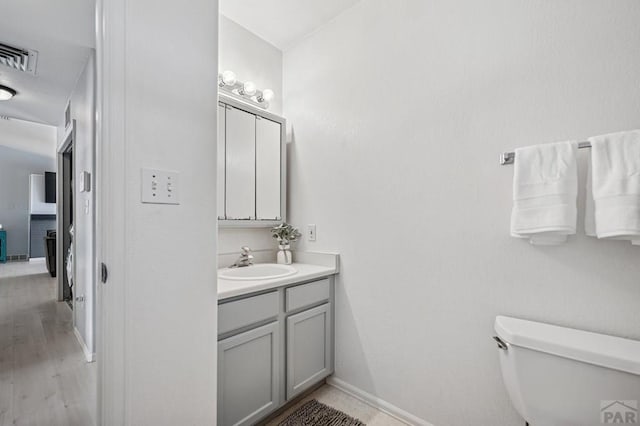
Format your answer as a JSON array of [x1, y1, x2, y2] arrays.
[[285, 279, 330, 312], [219, 291, 279, 335]]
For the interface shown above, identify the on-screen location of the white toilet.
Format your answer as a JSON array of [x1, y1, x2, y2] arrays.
[[494, 315, 640, 426]]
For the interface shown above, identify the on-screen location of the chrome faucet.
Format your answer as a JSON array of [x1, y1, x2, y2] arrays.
[[230, 246, 253, 268]]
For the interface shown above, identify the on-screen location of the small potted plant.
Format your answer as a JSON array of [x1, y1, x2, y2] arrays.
[[271, 223, 302, 265]]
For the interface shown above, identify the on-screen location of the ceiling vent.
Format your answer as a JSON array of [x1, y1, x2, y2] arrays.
[[0, 42, 38, 75]]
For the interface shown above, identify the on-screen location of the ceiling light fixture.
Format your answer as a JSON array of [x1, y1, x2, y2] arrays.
[[0, 85, 16, 101], [217, 71, 274, 110]]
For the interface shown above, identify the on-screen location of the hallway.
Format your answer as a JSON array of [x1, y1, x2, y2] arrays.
[[0, 262, 96, 426]]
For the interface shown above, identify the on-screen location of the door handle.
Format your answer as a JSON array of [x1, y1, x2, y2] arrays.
[[101, 262, 108, 284]]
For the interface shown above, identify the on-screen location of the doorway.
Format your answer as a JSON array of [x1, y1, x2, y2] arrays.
[[57, 123, 74, 304]]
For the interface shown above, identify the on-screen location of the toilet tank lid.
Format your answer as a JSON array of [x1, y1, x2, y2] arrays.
[[495, 316, 640, 376]]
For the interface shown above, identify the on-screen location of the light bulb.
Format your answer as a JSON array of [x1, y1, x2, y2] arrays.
[[0, 85, 16, 101], [221, 70, 236, 86], [242, 81, 256, 96], [261, 89, 274, 102]]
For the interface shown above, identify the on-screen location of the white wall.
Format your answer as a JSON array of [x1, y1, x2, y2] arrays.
[[218, 15, 284, 255], [283, 1, 640, 425], [97, 0, 219, 423], [29, 174, 56, 215], [0, 119, 57, 157], [0, 120, 56, 256], [220, 15, 283, 115], [58, 53, 96, 358]]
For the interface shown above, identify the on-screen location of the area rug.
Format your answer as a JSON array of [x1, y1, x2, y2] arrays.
[[278, 399, 366, 426]]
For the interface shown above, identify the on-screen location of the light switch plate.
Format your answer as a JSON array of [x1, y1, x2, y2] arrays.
[[141, 168, 180, 204], [79, 171, 91, 192]]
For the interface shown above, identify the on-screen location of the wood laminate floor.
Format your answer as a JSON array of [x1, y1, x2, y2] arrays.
[[0, 261, 96, 426]]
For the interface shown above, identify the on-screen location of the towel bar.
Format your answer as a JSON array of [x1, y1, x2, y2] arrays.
[[500, 141, 591, 165]]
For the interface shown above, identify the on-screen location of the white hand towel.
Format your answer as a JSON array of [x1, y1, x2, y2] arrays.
[[585, 159, 596, 237], [586, 130, 640, 245], [511, 141, 578, 245]]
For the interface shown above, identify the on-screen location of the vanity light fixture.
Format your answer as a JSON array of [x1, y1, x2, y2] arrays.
[[220, 70, 237, 86], [0, 85, 17, 101], [259, 89, 274, 103], [241, 81, 257, 96], [217, 70, 274, 110]]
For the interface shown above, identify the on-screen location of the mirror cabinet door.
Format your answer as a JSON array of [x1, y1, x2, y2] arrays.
[[225, 105, 256, 220], [256, 116, 282, 220], [217, 103, 226, 219]]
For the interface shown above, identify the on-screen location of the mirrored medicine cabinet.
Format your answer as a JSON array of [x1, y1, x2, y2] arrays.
[[217, 94, 286, 227]]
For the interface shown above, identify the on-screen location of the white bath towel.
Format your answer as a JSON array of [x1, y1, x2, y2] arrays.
[[584, 160, 596, 237], [511, 141, 578, 245], [585, 130, 640, 245]]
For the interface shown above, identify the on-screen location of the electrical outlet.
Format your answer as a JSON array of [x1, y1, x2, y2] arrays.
[[307, 224, 316, 241]]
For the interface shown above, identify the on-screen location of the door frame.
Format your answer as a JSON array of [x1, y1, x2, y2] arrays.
[[95, 0, 128, 423], [57, 120, 75, 302]]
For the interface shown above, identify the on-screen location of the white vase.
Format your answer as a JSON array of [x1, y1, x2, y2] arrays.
[[277, 244, 292, 265]]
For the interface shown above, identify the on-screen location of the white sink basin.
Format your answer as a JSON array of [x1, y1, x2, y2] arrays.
[[218, 263, 297, 281]]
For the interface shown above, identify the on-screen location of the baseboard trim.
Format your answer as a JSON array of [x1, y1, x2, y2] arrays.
[[6, 254, 28, 262], [74, 327, 95, 363], [326, 377, 434, 426]]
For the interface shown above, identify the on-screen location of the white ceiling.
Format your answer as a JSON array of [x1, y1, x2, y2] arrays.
[[220, 0, 361, 51], [0, 118, 57, 157], [0, 0, 95, 126]]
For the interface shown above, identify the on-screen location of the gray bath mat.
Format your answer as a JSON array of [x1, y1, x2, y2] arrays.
[[278, 399, 366, 426]]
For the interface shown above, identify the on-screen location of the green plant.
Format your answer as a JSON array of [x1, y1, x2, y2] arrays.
[[271, 223, 302, 246]]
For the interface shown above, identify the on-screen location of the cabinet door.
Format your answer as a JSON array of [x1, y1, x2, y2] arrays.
[[225, 105, 255, 220], [255, 116, 281, 220], [217, 103, 226, 219], [286, 303, 333, 399], [218, 322, 280, 426]]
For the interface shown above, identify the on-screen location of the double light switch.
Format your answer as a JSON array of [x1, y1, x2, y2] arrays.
[[141, 168, 180, 205]]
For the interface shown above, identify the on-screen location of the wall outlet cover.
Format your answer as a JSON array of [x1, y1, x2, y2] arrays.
[[308, 224, 316, 241]]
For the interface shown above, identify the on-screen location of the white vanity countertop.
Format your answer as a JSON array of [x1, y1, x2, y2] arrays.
[[218, 263, 337, 301]]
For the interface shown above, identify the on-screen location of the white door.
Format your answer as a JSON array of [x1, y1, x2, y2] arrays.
[[255, 116, 281, 220], [225, 105, 255, 220]]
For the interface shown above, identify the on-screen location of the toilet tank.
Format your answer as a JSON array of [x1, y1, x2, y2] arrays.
[[494, 316, 640, 426]]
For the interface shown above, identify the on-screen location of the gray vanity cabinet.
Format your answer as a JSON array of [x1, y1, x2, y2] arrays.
[[286, 303, 333, 399], [217, 277, 335, 426], [217, 322, 280, 426]]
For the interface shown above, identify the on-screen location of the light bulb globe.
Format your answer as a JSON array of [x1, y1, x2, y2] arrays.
[[262, 89, 274, 102], [221, 70, 237, 86], [243, 81, 257, 96]]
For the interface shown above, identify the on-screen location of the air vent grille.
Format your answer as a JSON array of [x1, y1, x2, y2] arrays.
[[0, 42, 37, 75]]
